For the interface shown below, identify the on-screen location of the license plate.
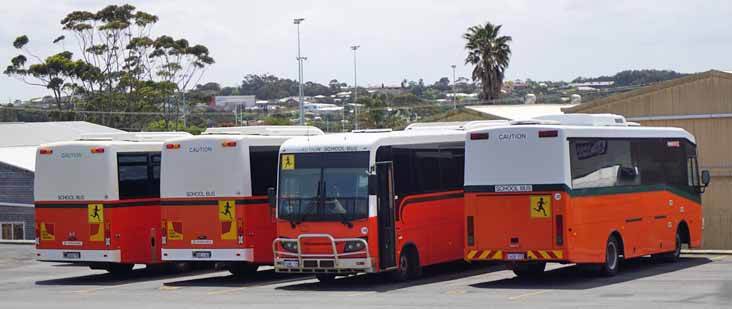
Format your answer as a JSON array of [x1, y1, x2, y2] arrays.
[[63, 252, 81, 259], [192, 251, 212, 259], [506, 253, 526, 260], [283, 260, 299, 268], [191, 239, 213, 245]]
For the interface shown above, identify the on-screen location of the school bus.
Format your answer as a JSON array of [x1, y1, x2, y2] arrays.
[[464, 114, 710, 276], [34, 132, 190, 274], [159, 126, 323, 275], [273, 122, 507, 282]]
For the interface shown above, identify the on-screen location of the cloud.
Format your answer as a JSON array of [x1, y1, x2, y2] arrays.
[[1, 0, 731, 99]]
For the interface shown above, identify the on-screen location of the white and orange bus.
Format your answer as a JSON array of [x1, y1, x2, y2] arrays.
[[34, 132, 190, 274], [464, 114, 710, 276], [159, 126, 323, 275], [273, 122, 507, 282]]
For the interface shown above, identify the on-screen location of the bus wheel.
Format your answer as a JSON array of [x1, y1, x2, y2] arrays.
[[389, 246, 421, 282], [601, 235, 620, 276], [315, 274, 336, 283], [511, 262, 546, 277], [104, 263, 134, 275], [229, 262, 259, 277], [655, 231, 682, 263]]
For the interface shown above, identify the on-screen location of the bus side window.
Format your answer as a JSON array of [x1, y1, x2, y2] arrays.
[[250, 146, 279, 196]]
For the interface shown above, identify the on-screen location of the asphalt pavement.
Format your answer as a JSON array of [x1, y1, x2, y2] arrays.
[[0, 244, 730, 308]]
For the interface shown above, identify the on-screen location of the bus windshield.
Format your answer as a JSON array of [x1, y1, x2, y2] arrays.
[[278, 152, 370, 223]]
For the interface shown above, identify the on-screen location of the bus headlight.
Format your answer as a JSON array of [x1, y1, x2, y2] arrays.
[[344, 240, 366, 253], [282, 241, 298, 253]]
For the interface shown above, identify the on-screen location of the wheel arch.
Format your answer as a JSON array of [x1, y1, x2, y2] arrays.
[[608, 229, 625, 257], [677, 220, 691, 245]]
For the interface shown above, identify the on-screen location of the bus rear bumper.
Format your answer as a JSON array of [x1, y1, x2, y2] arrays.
[[466, 249, 565, 262], [35, 249, 121, 263], [161, 248, 253, 261]]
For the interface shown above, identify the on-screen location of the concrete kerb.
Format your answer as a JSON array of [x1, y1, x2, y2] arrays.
[[0, 240, 34, 245], [682, 249, 732, 255]]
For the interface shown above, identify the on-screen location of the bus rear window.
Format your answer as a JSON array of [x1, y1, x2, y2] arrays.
[[118, 152, 161, 200]]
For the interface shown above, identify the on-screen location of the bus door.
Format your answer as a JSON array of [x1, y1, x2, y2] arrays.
[[376, 161, 396, 270]]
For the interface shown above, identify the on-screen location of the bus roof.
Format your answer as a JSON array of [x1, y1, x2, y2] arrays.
[[469, 124, 695, 144], [78, 131, 191, 142], [281, 122, 508, 154], [203, 125, 324, 136], [405, 120, 509, 131]]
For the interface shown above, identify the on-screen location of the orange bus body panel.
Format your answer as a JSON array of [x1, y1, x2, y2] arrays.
[[276, 191, 464, 272], [466, 188, 702, 264], [161, 196, 275, 264], [35, 199, 163, 265]]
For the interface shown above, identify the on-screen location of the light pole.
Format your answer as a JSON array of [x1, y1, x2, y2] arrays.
[[451, 64, 457, 110], [350, 45, 360, 130], [294, 18, 306, 125]]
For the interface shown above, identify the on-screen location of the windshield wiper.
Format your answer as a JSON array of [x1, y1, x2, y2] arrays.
[[339, 213, 353, 228]]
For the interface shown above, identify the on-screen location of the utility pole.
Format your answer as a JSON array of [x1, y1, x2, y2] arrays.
[[350, 45, 360, 130], [451, 64, 457, 110], [294, 18, 306, 125]]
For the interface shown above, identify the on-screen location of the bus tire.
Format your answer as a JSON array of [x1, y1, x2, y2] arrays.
[[389, 246, 421, 282], [601, 235, 620, 276], [511, 262, 546, 277], [315, 274, 336, 283], [104, 263, 134, 275], [229, 262, 259, 277], [655, 230, 682, 263]]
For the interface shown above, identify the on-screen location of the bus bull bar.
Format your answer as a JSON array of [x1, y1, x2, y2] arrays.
[[273, 234, 374, 274]]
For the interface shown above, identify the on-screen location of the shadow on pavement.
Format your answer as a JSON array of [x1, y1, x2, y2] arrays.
[[276, 261, 503, 293], [470, 256, 712, 290], [164, 269, 310, 288], [35, 266, 217, 286]]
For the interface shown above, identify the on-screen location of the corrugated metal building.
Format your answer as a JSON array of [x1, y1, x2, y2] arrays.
[[563, 70, 732, 249], [0, 122, 123, 240]]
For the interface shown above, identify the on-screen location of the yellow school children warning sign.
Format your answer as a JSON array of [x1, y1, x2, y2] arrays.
[[218, 200, 236, 222], [88, 204, 104, 223], [529, 195, 551, 218], [281, 154, 295, 170]]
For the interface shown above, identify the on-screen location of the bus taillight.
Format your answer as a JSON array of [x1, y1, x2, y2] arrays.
[[470, 132, 489, 140], [222, 141, 237, 148], [161, 220, 167, 245], [34, 223, 40, 245], [555, 215, 564, 246], [165, 143, 181, 150], [539, 130, 559, 138], [467, 216, 475, 246], [90, 147, 105, 154], [39, 148, 53, 155], [237, 218, 244, 245], [104, 222, 111, 246]]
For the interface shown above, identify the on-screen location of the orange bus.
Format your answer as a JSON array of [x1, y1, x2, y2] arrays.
[[34, 132, 189, 274], [464, 114, 710, 276], [273, 122, 506, 282], [159, 126, 323, 275]]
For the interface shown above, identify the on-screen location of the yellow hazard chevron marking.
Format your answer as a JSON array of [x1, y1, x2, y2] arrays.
[[465, 250, 504, 260]]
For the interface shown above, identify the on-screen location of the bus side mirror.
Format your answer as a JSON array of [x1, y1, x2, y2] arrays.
[[701, 170, 711, 187], [267, 187, 276, 209]]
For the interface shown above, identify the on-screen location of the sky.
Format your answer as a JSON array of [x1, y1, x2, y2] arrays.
[[1, 0, 731, 101]]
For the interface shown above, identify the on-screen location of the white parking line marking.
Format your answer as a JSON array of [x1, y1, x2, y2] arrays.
[[508, 290, 548, 300]]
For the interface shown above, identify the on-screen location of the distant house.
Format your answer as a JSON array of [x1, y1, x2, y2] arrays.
[[0, 122, 123, 240], [209, 95, 256, 111]]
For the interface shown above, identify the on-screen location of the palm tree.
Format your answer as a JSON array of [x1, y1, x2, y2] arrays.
[[464, 22, 512, 102]]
